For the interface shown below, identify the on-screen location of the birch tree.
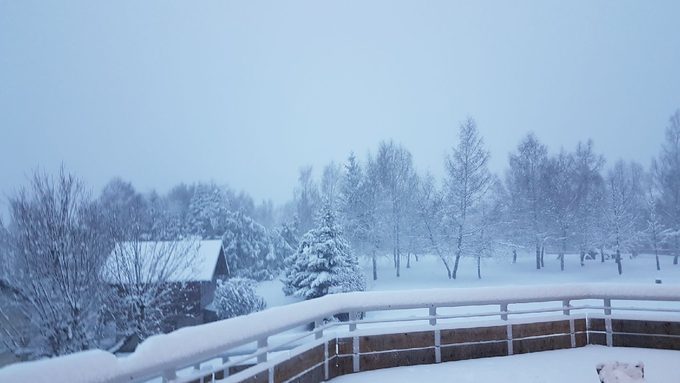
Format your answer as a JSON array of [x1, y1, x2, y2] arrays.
[[444, 118, 493, 279], [506, 133, 550, 270]]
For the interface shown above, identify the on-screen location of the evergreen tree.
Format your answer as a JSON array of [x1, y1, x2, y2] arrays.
[[282, 202, 364, 300], [186, 183, 230, 239], [222, 211, 279, 281]]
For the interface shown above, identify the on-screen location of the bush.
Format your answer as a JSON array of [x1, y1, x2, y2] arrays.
[[212, 278, 266, 320]]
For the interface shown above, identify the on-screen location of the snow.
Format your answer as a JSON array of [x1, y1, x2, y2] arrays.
[[0, 350, 118, 383], [597, 361, 645, 383], [104, 239, 224, 282], [331, 346, 676, 383], [2, 252, 679, 382]]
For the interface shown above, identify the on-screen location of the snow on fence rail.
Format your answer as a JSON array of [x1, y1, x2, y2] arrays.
[[2, 283, 680, 383]]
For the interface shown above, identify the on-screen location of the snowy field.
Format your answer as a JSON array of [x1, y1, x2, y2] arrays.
[[330, 345, 678, 383], [258, 251, 680, 310]]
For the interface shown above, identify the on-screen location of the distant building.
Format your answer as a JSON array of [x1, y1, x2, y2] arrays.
[[104, 239, 228, 351]]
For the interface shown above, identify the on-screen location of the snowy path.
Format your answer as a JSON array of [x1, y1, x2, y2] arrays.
[[329, 345, 679, 383]]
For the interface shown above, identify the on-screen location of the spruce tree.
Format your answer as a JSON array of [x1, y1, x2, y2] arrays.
[[282, 202, 364, 300]]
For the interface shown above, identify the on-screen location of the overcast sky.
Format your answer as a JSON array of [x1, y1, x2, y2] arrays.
[[1, 1, 679, 211]]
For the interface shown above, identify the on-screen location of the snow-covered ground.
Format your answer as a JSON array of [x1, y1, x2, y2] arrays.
[[330, 345, 677, 383], [258, 252, 680, 310]]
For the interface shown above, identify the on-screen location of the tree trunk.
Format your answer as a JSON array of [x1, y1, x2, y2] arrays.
[[512, 249, 517, 264], [616, 248, 622, 275], [406, 252, 411, 269], [580, 250, 585, 267], [396, 249, 400, 277], [600, 247, 605, 263], [674, 236, 679, 265], [477, 253, 481, 279], [540, 245, 545, 268], [655, 247, 660, 272], [560, 229, 566, 271], [452, 225, 464, 279], [535, 243, 541, 270], [372, 250, 378, 281]]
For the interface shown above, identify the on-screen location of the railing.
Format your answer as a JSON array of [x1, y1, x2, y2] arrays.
[[2, 283, 680, 383]]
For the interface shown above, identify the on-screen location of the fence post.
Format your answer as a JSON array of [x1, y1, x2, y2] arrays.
[[501, 303, 512, 355], [257, 337, 268, 363], [430, 306, 441, 363], [221, 355, 230, 378], [350, 311, 360, 373], [604, 298, 613, 347], [314, 319, 324, 340], [563, 299, 576, 348], [162, 369, 177, 383]]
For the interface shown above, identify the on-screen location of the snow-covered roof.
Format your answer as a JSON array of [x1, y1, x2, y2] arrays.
[[104, 239, 224, 283]]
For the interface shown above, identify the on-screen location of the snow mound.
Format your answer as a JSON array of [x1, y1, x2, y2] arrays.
[[597, 361, 645, 383]]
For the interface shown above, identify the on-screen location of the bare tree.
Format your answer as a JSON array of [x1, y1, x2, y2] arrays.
[[321, 161, 344, 208], [573, 140, 606, 266], [644, 180, 665, 271], [415, 174, 453, 278], [545, 150, 578, 271], [605, 161, 642, 275], [295, 166, 321, 234], [445, 118, 493, 279], [373, 141, 418, 278], [506, 133, 550, 270], [2, 169, 111, 358], [653, 109, 680, 265]]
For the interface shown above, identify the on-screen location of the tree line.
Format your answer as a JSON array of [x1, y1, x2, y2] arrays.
[[0, 108, 678, 360]]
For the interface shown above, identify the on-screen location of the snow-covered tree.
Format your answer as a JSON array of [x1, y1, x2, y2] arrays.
[[186, 183, 230, 239], [338, 153, 364, 248], [573, 140, 606, 266], [373, 141, 418, 278], [321, 161, 343, 209], [653, 109, 680, 265], [644, 182, 666, 271], [165, 183, 196, 232], [212, 278, 266, 320], [105, 238, 197, 344], [545, 150, 578, 271], [605, 161, 643, 275], [295, 166, 321, 234], [99, 178, 148, 239], [2, 169, 111, 358], [505, 133, 551, 270], [282, 202, 364, 300], [444, 118, 494, 279], [222, 211, 280, 281], [416, 175, 454, 277]]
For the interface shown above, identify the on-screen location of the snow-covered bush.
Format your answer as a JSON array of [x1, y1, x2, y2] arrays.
[[282, 203, 365, 300], [222, 211, 282, 281], [328, 268, 367, 294], [212, 278, 266, 320]]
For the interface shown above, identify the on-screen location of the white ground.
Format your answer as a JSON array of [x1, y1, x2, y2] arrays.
[[330, 345, 678, 383], [255, 253, 680, 382], [258, 252, 680, 308]]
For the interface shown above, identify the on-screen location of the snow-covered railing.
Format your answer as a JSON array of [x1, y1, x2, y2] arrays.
[[2, 283, 680, 383]]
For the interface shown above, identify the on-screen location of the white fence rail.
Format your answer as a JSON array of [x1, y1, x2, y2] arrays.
[[2, 283, 680, 383]]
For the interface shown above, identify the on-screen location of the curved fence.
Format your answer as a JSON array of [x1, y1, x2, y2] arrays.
[[2, 283, 680, 383]]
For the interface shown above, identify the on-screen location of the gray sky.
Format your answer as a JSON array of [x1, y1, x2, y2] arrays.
[[1, 1, 679, 210]]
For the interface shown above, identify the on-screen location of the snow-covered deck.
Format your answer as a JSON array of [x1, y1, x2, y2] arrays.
[[331, 345, 677, 383]]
